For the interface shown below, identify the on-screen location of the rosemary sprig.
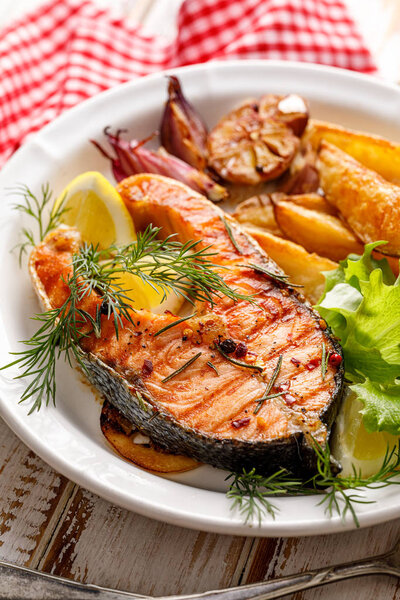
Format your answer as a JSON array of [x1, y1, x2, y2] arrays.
[[221, 216, 243, 254], [215, 344, 263, 372], [206, 361, 219, 376], [162, 352, 202, 383], [253, 355, 283, 415], [153, 313, 196, 338], [247, 263, 304, 288], [227, 441, 400, 527], [321, 342, 329, 381], [11, 183, 68, 264]]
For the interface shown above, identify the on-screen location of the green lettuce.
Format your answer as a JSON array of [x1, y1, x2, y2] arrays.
[[315, 242, 400, 435]]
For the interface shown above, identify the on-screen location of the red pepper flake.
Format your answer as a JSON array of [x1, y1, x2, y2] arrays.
[[291, 357, 301, 367], [232, 417, 251, 429], [235, 342, 248, 359], [284, 393, 297, 406], [306, 358, 321, 371], [329, 353, 342, 367], [141, 359, 153, 378]]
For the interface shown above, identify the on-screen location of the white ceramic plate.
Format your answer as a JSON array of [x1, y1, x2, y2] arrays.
[[1, 61, 400, 537]]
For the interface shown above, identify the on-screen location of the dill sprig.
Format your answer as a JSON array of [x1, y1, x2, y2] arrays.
[[109, 225, 250, 308], [226, 468, 304, 524], [227, 441, 400, 527], [308, 441, 400, 527], [10, 183, 68, 264], [2, 248, 134, 413], [6, 219, 251, 410]]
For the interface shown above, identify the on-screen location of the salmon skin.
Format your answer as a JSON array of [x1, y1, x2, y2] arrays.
[[30, 174, 344, 476]]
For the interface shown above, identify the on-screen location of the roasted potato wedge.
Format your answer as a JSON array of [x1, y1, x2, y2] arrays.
[[101, 401, 199, 473], [244, 226, 337, 304], [318, 141, 400, 256], [272, 197, 364, 262], [304, 119, 400, 185], [272, 192, 337, 215], [232, 194, 283, 236]]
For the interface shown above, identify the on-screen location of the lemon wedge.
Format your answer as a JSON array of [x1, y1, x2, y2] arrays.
[[115, 267, 185, 315], [54, 171, 136, 248], [332, 391, 399, 477]]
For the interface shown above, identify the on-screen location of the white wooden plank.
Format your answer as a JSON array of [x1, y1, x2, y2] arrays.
[[243, 520, 400, 599], [39, 487, 253, 595], [0, 418, 74, 567]]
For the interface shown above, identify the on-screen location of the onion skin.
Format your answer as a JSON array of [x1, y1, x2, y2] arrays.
[[91, 129, 228, 203], [160, 76, 208, 171]]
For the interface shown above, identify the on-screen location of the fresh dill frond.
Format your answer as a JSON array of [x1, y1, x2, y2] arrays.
[[226, 468, 304, 524], [10, 183, 68, 264], [2, 245, 136, 412], [110, 225, 251, 308], [5, 221, 253, 411], [309, 440, 400, 528], [226, 441, 400, 527]]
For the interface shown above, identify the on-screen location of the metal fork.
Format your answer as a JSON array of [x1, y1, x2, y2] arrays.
[[1, 538, 400, 600]]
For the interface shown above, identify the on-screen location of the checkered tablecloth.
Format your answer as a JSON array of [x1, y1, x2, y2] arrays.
[[0, 0, 376, 167]]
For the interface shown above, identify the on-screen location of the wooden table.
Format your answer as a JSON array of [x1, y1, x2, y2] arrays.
[[1, 1, 400, 599]]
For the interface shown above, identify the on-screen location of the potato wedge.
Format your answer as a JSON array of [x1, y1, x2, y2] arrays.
[[272, 192, 337, 215], [318, 141, 400, 256], [101, 401, 199, 473], [304, 119, 400, 185], [272, 197, 364, 261], [232, 194, 283, 236], [244, 226, 337, 304]]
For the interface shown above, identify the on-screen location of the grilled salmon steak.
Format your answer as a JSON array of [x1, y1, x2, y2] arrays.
[[30, 174, 344, 475]]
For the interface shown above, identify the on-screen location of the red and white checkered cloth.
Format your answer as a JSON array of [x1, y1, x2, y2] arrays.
[[0, 0, 376, 167]]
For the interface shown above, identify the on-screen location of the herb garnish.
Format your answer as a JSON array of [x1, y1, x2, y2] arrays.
[[153, 313, 196, 338], [253, 355, 283, 415], [247, 263, 304, 288], [221, 216, 243, 254], [226, 468, 304, 524], [321, 342, 330, 381], [5, 184, 253, 411], [215, 344, 263, 372], [162, 352, 202, 383], [227, 441, 400, 527], [11, 183, 68, 264], [206, 361, 219, 376]]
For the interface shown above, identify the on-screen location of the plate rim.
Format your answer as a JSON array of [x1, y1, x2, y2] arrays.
[[1, 59, 400, 537]]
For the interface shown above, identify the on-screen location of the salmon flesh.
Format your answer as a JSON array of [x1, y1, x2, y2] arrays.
[[29, 174, 344, 475]]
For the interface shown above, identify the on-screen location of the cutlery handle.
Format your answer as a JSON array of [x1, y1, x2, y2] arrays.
[[167, 556, 398, 600], [0, 554, 398, 600], [0, 559, 146, 600]]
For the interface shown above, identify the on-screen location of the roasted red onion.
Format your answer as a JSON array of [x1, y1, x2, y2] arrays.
[[160, 76, 208, 170], [91, 129, 228, 203]]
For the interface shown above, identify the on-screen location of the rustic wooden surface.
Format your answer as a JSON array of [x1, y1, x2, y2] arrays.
[[1, 1, 400, 599]]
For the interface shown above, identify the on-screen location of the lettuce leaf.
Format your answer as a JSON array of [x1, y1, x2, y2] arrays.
[[315, 242, 400, 434], [351, 379, 400, 435]]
